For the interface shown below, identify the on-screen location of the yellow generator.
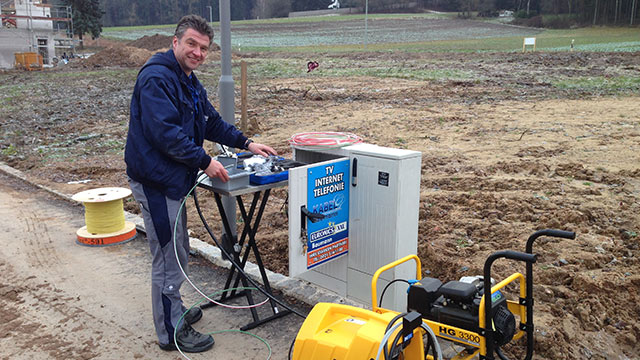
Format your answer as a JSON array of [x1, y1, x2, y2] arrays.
[[293, 302, 429, 359], [292, 229, 575, 360]]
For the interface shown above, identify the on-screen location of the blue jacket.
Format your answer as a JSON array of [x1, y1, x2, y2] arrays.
[[125, 50, 247, 199]]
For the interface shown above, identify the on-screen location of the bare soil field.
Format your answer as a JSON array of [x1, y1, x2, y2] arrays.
[[1, 37, 639, 359]]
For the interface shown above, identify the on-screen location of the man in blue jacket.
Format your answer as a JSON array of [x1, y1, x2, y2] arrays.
[[125, 15, 276, 353]]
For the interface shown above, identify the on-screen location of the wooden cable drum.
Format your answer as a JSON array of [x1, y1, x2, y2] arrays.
[[71, 187, 137, 247]]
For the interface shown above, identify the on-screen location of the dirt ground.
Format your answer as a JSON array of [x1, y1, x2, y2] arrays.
[[1, 36, 639, 359], [0, 171, 306, 360]]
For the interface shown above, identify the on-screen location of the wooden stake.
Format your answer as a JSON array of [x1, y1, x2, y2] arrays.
[[241, 60, 248, 134]]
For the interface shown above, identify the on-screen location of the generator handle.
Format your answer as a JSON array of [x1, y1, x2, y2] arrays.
[[526, 229, 575, 253], [483, 250, 537, 360], [524, 229, 574, 360], [371, 254, 422, 313]]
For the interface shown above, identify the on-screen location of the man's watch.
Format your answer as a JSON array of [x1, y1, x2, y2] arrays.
[[244, 139, 254, 150]]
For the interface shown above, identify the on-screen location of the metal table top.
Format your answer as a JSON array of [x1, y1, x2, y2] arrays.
[[197, 176, 288, 197]]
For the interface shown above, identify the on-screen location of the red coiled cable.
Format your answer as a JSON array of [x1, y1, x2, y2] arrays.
[[288, 132, 363, 149]]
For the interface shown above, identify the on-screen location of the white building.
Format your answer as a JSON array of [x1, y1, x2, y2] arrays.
[[0, 0, 73, 68]]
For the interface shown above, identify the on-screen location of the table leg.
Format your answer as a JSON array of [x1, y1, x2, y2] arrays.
[[201, 193, 258, 323], [199, 188, 293, 330], [235, 189, 292, 331]]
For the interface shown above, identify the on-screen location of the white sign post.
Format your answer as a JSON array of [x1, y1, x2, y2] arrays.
[[523, 37, 536, 52]]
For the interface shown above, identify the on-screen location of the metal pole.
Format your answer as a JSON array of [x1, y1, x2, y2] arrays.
[[364, 0, 368, 50], [68, 6, 74, 53], [219, 0, 236, 238], [28, 0, 34, 51], [206, 5, 212, 23]]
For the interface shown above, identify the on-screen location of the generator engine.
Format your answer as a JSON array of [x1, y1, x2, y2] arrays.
[[407, 275, 516, 346]]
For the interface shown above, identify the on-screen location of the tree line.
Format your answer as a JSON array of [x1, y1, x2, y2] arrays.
[[426, 0, 639, 25], [57, 0, 639, 29]]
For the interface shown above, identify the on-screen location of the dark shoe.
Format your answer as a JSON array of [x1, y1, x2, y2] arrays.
[[159, 342, 177, 351], [183, 306, 203, 325], [158, 323, 214, 353]]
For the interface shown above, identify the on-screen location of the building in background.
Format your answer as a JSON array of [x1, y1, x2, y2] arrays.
[[0, 0, 72, 68]]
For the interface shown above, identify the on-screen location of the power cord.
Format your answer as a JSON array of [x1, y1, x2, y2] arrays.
[[191, 177, 307, 319], [496, 346, 511, 360], [378, 279, 410, 308], [382, 313, 407, 360], [173, 175, 269, 310], [377, 314, 442, 360], [169, 174, 307, 359], [386, 324, 442, 360], [288, 337, 296, 360], [375, 321, 402, 360], [174, 287, 271, 360]]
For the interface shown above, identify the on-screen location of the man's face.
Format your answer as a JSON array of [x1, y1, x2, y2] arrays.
[[173, 28, 210, 75]]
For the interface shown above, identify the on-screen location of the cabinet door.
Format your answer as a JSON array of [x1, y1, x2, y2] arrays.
[[348, 154, 399, 274], [289, 157, 350, 285]]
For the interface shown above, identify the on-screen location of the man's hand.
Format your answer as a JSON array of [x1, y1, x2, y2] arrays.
[[204, 159, 230, 182], [247, 142, 278, 157]]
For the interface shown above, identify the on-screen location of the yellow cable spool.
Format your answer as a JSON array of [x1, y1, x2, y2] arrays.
[[72, 187, 137, 247], [84, 200, 126, 233]]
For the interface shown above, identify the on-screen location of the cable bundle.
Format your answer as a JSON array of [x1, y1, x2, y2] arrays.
[[288, 131, 363, 149], [84, 200, 126, 234]]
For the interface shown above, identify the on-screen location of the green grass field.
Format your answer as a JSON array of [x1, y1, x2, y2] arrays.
[[102, 13, 455, 33], [96, 14, 640, 95], [103, 13, 640, 53]]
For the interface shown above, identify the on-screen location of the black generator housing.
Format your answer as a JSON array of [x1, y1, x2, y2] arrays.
[[407, 277, 516, 346]]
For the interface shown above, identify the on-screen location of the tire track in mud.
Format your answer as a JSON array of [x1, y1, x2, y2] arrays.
[[0, 176, 156, 359], [0, 258, 151, 359], [19, 208, 63, 270], [5, 202, 98, 358]]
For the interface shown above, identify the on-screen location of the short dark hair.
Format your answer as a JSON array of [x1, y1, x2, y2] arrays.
[[175, 15, 214, 47]]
